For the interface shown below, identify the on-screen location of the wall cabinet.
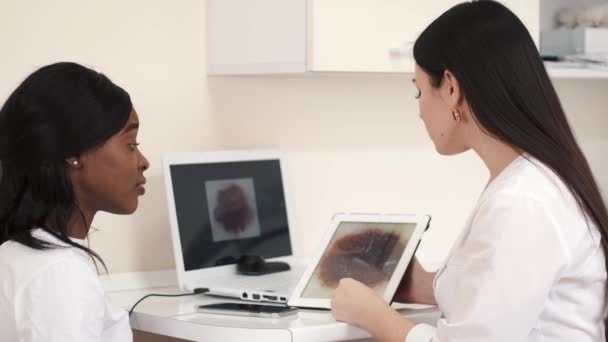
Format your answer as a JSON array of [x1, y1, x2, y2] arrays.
[[207, 0, 539, 74]]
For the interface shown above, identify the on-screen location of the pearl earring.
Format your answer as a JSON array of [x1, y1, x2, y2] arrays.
[[73, 160, 78, 165]]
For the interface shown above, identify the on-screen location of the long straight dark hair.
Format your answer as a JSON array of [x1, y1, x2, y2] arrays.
[[414, 0, 608, 335], [0, 62, 132, 269]]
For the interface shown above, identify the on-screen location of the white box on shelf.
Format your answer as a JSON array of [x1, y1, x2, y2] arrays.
[[541, 27, 608, 56]]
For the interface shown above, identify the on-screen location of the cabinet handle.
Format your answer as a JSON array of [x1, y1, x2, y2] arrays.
[[388, 43, 412, 57]]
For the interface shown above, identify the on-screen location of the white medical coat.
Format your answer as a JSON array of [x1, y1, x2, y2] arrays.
[[407, 155, 607, 342], [0, 229, 132, 342]]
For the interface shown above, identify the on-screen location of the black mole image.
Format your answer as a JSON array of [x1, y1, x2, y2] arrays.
[[213, 184, 254, 236], [319, 229, 405, 288]]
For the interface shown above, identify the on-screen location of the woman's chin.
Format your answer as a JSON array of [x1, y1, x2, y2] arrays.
[[107, 199, 139, 215], [435, 143, 469, 156]]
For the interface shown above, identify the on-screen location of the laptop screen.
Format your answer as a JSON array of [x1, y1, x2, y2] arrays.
[[169, 159, 292, 271]]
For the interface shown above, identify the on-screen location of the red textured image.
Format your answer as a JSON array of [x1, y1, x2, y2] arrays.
[[318, 229, 405, 288], [213, 184, 254, 235]]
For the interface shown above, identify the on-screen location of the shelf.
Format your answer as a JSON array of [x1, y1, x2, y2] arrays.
[[545, 62, 608, 80]]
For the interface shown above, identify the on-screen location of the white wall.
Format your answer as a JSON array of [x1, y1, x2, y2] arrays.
[[208, 75, 488, 262], [209, 75, 608, 264], [2, 1, 608, 274]]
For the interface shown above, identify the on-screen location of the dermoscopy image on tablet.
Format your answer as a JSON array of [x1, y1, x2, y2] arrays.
[[300, 221, 416, 299]]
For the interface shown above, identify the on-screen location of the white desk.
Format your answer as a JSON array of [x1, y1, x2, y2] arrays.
[[109, 287, 440, 342]]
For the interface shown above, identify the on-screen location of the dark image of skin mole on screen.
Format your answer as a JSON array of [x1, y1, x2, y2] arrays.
[[169, 158, 292, 271]]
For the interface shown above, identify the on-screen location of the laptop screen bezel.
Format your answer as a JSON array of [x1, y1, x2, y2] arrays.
[[162, 150, 297, 290]]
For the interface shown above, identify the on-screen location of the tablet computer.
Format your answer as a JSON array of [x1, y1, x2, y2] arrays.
[[287, 213, 430, 309]]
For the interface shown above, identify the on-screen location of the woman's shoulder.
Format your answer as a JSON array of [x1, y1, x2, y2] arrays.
[[0, 238, 108, 340], [478, 155, 601, 256], [0, 231, 98, 296], [486, 155, 584, 214]]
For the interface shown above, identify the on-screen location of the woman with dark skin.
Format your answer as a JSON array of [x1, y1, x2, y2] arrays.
[[0, 62, 149, 341]]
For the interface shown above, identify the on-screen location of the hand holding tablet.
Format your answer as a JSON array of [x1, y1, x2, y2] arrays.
[[288, 213, 430, 309]]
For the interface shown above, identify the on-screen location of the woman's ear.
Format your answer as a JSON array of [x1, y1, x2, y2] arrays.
[[442, 69, 464, 108]]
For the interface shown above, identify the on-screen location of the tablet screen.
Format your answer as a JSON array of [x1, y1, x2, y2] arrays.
[[300, 221, 417, 299]]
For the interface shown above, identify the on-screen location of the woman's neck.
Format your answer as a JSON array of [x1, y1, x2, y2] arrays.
[[472, 134, 522, 186], [66, 208, 95, 239]]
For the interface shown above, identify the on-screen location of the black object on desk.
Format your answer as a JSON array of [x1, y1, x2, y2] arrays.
[[237, 255, 291, 275]]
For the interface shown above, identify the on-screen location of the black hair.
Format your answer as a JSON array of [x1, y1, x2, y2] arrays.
[[0, 62, 132, 270], [414, 0, 608, 336]]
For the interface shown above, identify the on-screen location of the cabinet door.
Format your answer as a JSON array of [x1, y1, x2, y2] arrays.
[[308, 0, 539, 73], [207, 0, 307, 74]]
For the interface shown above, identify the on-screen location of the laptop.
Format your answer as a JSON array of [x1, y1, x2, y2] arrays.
[[163, 150, 306, 304]]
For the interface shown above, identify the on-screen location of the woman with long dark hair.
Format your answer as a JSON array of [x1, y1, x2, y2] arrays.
[[0, 62, 149, 341], [331, 1, 608, 341]]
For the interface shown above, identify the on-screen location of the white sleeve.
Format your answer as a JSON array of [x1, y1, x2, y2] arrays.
[[406, 194, 571, 342], [15, 258, 105, 342]]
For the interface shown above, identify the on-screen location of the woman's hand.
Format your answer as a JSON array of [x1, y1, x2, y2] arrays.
[[330, 278, 387, 328], [393, 258, 437, 305], [331, 278, 414, 342]]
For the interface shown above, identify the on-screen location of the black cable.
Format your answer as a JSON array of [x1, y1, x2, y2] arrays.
[[128, 287, 209, 317]]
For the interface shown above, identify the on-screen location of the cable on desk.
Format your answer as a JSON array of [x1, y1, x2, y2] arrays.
[[128, 287, 209, 317]]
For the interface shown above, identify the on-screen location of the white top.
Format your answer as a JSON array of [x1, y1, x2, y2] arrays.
[[407, 154, 607, 342], [0, 229, 132, 342]]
